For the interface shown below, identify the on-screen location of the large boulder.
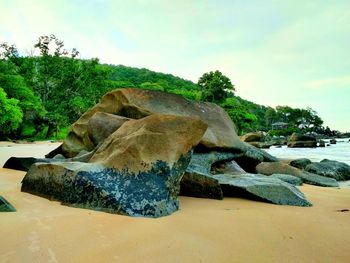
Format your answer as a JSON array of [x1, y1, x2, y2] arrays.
[[287, 133, 317, 148], [305, 159, 350, 181], [256, 162, 338, 187], [89, 114, 207, 171], [22, 114, 208, 218], [59, 88, 260, 158], [0, 196, 16, 212]]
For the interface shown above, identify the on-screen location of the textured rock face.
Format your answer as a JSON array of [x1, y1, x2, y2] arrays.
[[0, 196, 16, 212], [89, 114, 208, 172], [87, 112, 131, 146], [305, 159, 350, 181], [269, 174, 303, 186], [21, 114, 207, 217], [22, 155, 191, 217], [290, 158, 312, 170], [287, 133, 317, 148], [256, 162, 339, 187], [61, 88, 248, 158], [216, 174, 311, 207]]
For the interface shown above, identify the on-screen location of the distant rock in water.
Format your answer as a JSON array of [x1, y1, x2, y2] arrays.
[[287, 133, 317, 148], [330, 139, 337, 144]]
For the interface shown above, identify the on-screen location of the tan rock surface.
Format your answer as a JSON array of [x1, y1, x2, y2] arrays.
[[62, 88, 245, 157], [89, 114, 208, 173]]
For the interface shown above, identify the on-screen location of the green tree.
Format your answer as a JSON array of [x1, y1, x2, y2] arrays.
[[221, 97, 258, 134], [0, 87, 23, 137], [198, 70, 235, 103]]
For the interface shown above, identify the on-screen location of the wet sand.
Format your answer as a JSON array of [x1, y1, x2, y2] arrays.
[[1, 143, 350, 263]]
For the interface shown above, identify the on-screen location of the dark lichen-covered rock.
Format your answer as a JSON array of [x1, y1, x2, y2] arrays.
[[22, 114, 208, 218], [0, 196, 16, 212], [214, 174, 311, 207], [305, 159, 350, 181], [269, 174, 303, 186], [290, 158, 312, 170], [287, 133, 317, 148], [256, 162, 338, 187], [22, 154, 191, 217]]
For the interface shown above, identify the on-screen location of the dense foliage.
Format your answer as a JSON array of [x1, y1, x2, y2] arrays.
[[198, 70, 235, 102], [0, 35, 339, 140]]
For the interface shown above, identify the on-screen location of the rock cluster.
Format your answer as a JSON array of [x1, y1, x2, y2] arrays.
[[4, 88, 344, 217]]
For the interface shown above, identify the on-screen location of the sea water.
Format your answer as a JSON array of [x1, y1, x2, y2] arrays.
[[265, 138, 350, 165]]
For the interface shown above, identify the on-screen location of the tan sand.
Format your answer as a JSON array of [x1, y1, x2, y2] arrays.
[[1, 144, 350, 263]]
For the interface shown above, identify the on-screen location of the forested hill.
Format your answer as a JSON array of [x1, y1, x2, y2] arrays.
[[106, 64, 198, 92], [0, 36, 337, 141]]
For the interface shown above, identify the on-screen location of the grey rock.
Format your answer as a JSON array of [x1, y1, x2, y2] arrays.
[[180, 170, 223, 200], [305, 159, 350, 181], [211, 159, 246, 175], [214, 174, 311, 207], [270, 174, 303, 186], [0, 196, 16, 212], [290, 158, 312, 169], [180, 151, 238, 199], [256, 162, 339, 187], [22, 152, 192, 218]]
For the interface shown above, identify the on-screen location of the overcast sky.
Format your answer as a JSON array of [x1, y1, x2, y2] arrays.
[[1, 0, 349, 131]]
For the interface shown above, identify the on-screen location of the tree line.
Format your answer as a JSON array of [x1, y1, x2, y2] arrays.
[[0, 35, 339, 140]]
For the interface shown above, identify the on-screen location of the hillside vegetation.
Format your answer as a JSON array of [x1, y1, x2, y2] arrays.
[[0, 35, 338, 140]]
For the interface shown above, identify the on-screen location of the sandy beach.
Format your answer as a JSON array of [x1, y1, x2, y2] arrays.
[[1, 143, 350, 263]]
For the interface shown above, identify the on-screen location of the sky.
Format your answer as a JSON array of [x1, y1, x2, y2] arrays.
[[1, 0, 349, 132]]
